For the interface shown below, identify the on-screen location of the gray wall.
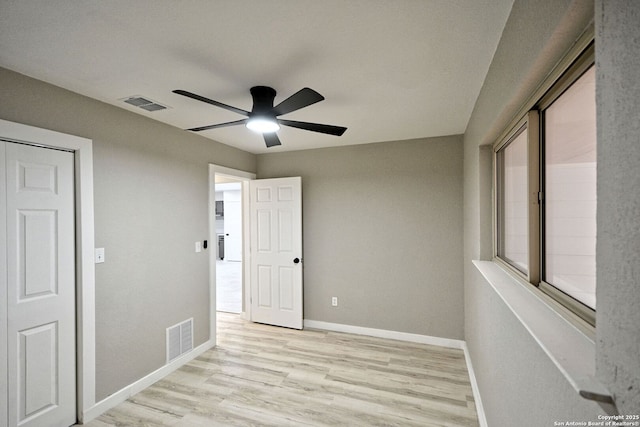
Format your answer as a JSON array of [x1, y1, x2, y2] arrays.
[[3, 0, 638, 416], [0, 67, 256, 400], [464, 0, 640, 423], [257, 136, 464, 339], [595, 0, 640, 414]]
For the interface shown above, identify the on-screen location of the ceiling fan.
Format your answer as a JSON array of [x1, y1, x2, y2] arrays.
[[173, 86, 347, 148]]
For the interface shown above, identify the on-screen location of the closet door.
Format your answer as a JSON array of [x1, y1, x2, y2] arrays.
[[3, 141, 76, 427]]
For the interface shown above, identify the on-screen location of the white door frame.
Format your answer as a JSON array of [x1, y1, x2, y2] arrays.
[[209, 164, 256, 330], [0, 119, 96, 424]]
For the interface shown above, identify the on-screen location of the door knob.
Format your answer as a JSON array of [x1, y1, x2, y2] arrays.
[[293, 258, 300, 264]]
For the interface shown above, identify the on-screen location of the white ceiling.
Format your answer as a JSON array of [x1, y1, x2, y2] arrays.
[[0, 1, 514, 154]]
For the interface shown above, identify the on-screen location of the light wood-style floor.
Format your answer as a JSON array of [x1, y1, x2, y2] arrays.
[[83, 313, 479, 426], [216, 260, 242, 314]]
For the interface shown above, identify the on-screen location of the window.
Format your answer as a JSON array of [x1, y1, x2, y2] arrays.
[[495, 111, 540, 285], [494, 43, 595, 326], [496, 123, 531, 275]]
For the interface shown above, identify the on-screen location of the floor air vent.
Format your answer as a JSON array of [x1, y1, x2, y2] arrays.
[[166, 318, 193, 363]]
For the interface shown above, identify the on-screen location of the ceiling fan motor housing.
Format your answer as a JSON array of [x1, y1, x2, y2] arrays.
[[250, 86, 277, 118]]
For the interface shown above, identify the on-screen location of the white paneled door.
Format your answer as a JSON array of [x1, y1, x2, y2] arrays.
[[249, 177, 303, 329], [1, 141, 76, 427]]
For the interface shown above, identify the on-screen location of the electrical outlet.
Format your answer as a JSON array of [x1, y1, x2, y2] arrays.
[[331, 297, 338, 307]]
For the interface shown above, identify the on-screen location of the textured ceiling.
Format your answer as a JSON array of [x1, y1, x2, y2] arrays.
[[0, 0, 514, 154]]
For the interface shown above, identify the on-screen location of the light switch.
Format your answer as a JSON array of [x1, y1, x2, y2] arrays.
[[195, 241, 202, 253], [95, 248, 105, 264]]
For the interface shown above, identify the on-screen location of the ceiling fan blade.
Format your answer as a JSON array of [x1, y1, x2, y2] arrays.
[[173, 90, 249, 117], [187, 119, 248, 132], [279, 119, 347, 136], [263, 132, 282, 148], [273, 88, 324, 116]]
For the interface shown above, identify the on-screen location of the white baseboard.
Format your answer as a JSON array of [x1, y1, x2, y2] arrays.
[[81, 323, 487, 425], [303, 319, 487, 426], [80, 339, 214, 424], [303, 319, 465, 349], [461, 342, 488, 427]]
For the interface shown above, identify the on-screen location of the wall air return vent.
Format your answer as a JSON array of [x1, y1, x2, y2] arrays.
[[166, 318, 193, 363], [121, 95, 168, 112]]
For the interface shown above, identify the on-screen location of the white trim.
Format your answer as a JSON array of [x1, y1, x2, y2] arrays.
[[240, 179, 252, 321], [461, 342, 488, 427], [208, 166, 217, 342], [211, 165, 256, 181], [82, 339, 214, 423], [303, 319, 465, 349], [0, 119, 96, 424], [0, 139, 7, 425]]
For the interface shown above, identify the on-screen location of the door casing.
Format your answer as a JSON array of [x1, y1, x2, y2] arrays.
[[0, 119, 96, 424]]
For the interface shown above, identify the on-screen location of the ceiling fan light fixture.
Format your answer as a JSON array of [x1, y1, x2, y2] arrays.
[[173, 86, 347, 148], [246, 117, 280, 133]]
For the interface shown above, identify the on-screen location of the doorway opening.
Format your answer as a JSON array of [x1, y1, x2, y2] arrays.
[[208, 165, 303, 337], [215, 180, 242, 313], [209, 164, 256, 340]]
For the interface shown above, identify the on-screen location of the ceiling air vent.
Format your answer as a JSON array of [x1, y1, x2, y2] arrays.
[[122, 96, 168, 112]]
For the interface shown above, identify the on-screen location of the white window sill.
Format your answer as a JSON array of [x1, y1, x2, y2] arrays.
[[472, 260, 613, 405]]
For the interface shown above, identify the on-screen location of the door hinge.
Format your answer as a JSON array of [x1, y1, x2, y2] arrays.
[[538, 191, 544, 202]]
